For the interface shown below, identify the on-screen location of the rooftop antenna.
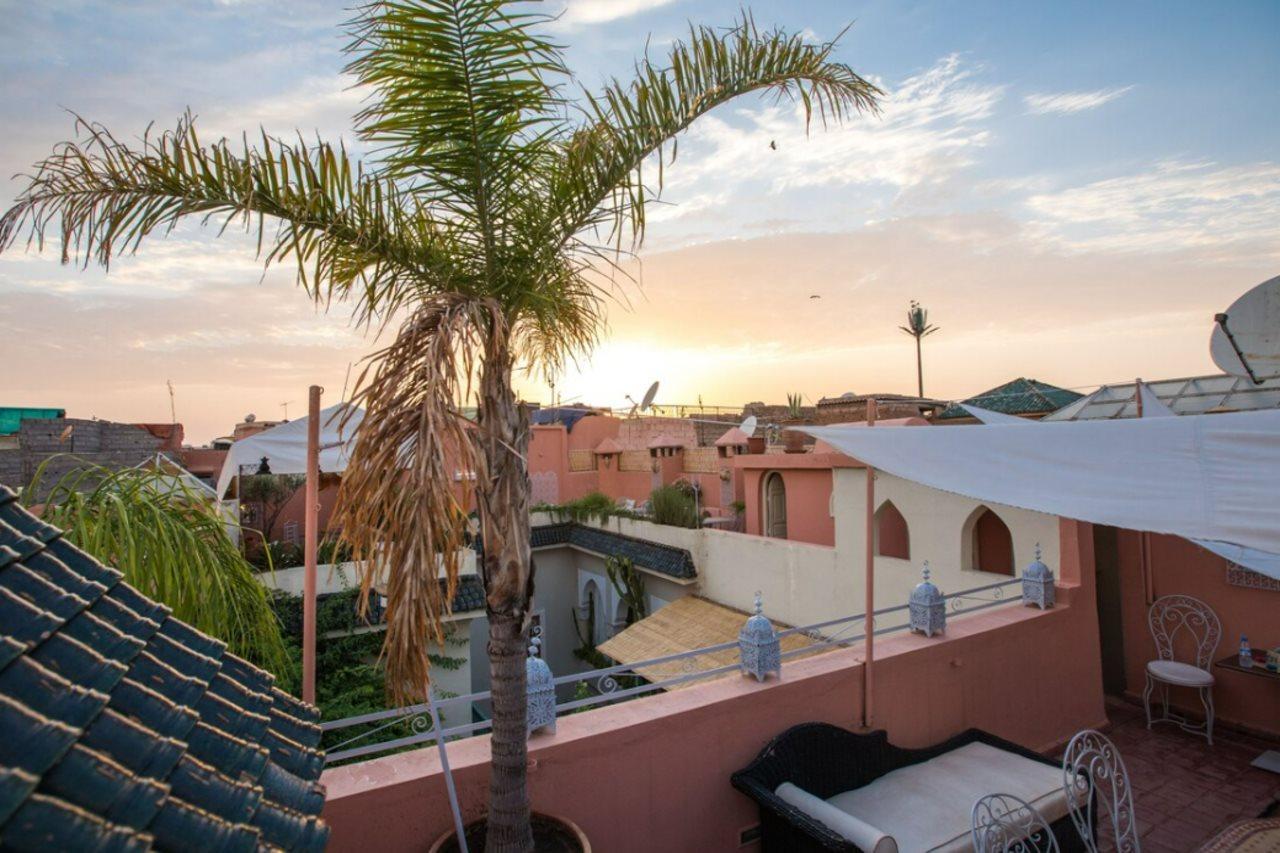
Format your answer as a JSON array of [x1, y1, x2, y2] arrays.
[[622, 380, 761, 437], [281, 401, 293, 420], [1211, 275, 1280, 384], [340, 361, 353, 403], [166, 379, 177, 425]]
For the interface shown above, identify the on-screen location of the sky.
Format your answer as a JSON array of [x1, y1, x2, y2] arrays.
[[1, 0, 1278, 442]]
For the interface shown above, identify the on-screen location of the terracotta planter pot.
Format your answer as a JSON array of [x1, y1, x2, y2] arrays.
[[428, 813, 591, 853], [782, 428, 807, 454]]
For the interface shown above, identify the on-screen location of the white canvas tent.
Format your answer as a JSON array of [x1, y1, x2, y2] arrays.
[[804, 408, 1280, 580], [215, 404, 364, 500]]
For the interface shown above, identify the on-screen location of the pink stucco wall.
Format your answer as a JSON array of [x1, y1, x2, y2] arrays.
[[1115, 530, 1280, 738], [322, 522, 1106, 852], [738, 454, 856, 546]]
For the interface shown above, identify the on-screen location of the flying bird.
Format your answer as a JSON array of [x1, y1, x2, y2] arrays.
[[769, 140, 777, 150], [809, 294, 821, 299]]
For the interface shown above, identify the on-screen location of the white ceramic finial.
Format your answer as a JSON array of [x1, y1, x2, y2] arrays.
[[753, 591, 763, 615], [922, 561, 931, 582], [1035, 542, 1042, 561]]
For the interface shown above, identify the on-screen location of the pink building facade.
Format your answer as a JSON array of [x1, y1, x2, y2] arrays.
[[526, 412, 753, 516]]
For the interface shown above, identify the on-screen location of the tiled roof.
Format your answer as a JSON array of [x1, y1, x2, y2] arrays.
[[528, 523, 696, 580], [937, 377, 1083, 419], [0, 486, 328, 850]]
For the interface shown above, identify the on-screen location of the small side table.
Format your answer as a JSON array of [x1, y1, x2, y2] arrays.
[[1213, 656, 1280, 775]]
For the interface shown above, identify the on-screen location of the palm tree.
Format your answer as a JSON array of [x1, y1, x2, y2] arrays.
[[899, 300, 939, 397], [23, 461, 288, 676], [0, 3, 880, 847]]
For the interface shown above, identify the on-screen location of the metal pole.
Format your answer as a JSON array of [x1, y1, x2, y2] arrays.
[[302, 385, 321, 703], [1135, 379, 1155, 605], [862, 398, 877, 729], [427, 690, 469, 853]]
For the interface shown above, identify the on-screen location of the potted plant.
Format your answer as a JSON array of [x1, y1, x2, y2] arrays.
[[782, 392, 808, 453], [429, 814, 591, 853]]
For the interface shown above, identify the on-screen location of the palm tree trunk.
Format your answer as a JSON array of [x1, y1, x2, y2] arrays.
[[475, 340, 535, 853], [915, 335, 924, 398]]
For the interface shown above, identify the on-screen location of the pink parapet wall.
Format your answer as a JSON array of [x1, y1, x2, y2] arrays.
[[321, 520, 1107, 852]]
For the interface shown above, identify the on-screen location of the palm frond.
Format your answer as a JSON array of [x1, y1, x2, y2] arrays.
[[549, 13, 882, 251], [334, 294, 494, 704], [346, 0, 567, 239], [24, 459, 288, 676], [0, 113, 456, 325]]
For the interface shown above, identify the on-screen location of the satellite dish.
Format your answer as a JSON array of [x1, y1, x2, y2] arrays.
[[1211, 276, 1280, 383], [640, 381, 659, 411], [739, 415, 758, 436]]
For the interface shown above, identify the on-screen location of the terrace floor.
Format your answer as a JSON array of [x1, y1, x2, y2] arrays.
[[1087, 697, 1280, 851]]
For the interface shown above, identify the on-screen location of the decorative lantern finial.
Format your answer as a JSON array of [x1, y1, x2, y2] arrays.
[[909, 562, 946, 637], [739, 591, 781, 682], [526, 637, 556, 735], [1022, 542, 1055, 610]]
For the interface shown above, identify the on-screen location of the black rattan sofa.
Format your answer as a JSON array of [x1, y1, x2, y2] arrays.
[[731, 723, 1091, 852]]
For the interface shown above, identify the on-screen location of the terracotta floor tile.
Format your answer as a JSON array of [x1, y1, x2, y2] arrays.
[[1056, 698, 1280, 849]]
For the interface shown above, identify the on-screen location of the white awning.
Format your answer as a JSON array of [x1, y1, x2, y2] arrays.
[[804, 409, 1280, 580], [959, 404, 1028, 424], [215, 404, 363, 499]]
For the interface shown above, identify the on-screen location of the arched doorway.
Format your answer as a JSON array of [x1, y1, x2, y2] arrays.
[[965, 505, 1014, 574], [764, 472, 788, 539], [875, 500, 910, 560]]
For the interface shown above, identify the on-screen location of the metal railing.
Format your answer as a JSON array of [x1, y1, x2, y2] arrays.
[[320, 576, 1026, 764]]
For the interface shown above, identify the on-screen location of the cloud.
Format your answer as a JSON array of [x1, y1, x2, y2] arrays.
[[639, 54, 1005, 240], [1024, 86, 1133, 115], [1025, 159, 1280, 257], [554, 0, 680, 27]]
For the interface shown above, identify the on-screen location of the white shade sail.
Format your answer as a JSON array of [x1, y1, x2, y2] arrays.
[[1137, 381, 1175, 417], [959, 404, 1029, 424], [804, 409, 1280, 580], [215, 404, 364, 499]]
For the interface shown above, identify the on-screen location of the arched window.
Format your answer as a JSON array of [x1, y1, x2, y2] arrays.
[[875, 500, 910, 560], [964, 506, 1014, 574], [578, 578, 604, 646], [764, 472, 788, 539]]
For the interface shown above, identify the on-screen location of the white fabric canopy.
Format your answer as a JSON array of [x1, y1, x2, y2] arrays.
[[1137, 381, 1175, 417], [804, 409, 1280, 580], [215, 404, 364, 499], [959, 404, 1029, 424]]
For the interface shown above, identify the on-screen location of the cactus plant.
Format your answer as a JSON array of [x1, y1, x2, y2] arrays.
[[606, 556, 647, 626]]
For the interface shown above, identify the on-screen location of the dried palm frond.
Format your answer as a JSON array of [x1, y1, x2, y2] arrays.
[[334, 294, 499, 702]]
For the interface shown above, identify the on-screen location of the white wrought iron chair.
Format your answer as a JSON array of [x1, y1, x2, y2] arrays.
[[1143, 594, 1220, 745], [1062, 729, 1140, 853], [971, 793, 1061, 853]]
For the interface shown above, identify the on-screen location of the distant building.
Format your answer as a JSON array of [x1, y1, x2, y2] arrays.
[[815, 392, 945, 424], [934, 377, 1082, 424], [0, 417, 168, 497]]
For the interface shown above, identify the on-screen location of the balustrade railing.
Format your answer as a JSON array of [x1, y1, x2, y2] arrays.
[[321, 576, 1026, 765]]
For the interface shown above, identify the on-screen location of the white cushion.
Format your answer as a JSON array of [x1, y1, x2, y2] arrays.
[[775, 782, 898, 853], [826, 741, 1074, 853], [1147, 659, 1214, 687]]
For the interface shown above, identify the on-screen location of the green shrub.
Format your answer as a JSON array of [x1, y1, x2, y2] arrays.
[[649, 484, 700, 528], [537, 490, 640, 524]]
